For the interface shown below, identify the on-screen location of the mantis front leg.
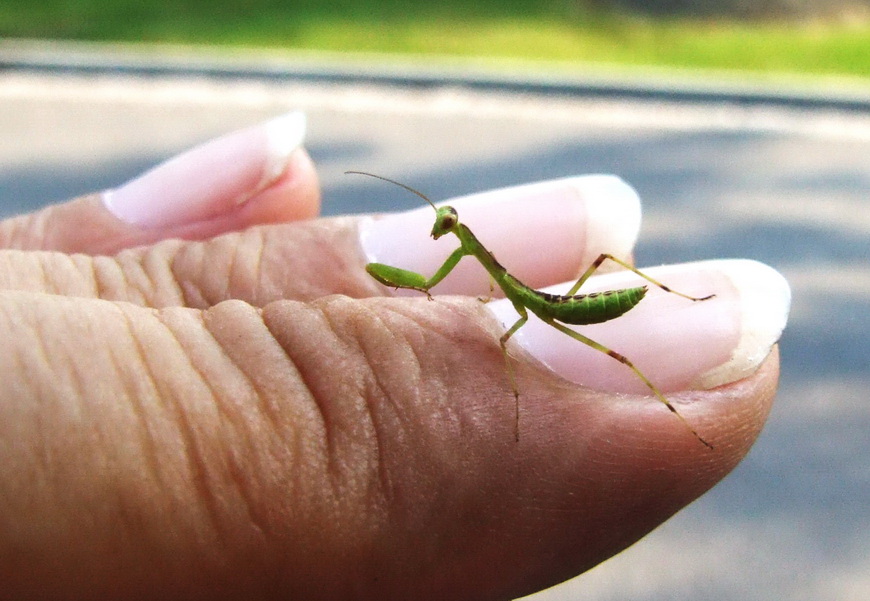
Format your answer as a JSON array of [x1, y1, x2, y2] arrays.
[[367, 247, 467, 298]]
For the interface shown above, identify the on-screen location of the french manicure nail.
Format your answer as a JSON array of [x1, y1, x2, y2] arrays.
[[487, 259, 790, 394], [359, 175, 641, 296], [693, 259, 791, 388], [103, 111, 306, 229]]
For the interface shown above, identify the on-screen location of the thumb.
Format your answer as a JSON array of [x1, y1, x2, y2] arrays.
[[0, 287, 779, 600], [0, 112, 319, 255]]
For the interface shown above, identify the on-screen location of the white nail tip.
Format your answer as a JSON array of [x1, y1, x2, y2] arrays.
[[266, 111, 306, 164], [696, 259, 792, 389], [101, 189, 122, 221], [576, 175, 641, 262], [247, 111, 307, 202]]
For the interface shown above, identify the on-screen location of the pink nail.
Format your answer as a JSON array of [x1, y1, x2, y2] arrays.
[[103, 112, 306, 228], [487, 259, 791, 393]]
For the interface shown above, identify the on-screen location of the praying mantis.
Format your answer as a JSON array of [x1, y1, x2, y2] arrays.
[[350, 171, 715, 449]]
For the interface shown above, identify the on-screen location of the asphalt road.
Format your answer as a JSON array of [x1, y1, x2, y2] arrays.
[[1, 67, 869, 601]]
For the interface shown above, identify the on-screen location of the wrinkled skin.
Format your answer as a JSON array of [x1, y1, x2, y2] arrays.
[[0, 157, 777, 600]]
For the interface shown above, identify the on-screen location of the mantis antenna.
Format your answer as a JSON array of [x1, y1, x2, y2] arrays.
[[346, 171, 438, 211]]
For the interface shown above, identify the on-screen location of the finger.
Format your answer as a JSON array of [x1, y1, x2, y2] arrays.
[[0, 112, 319, 254], [0, 175, 637, 306], [0, 260, 787, 598], [0, 215, 375, 306]]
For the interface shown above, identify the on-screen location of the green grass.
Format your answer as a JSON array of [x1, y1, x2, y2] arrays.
[[3, 0, 870, 78]]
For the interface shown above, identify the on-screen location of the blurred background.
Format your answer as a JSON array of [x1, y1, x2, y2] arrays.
[[2, 1, 869, 600]]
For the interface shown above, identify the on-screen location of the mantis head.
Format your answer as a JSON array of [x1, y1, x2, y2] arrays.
[[431, 206, 459, 239], [345, 170, 459, 239]]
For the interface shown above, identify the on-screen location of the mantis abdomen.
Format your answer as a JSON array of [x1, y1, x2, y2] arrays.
[[503, 274, 648, 326], [535, 286, 648, 325]]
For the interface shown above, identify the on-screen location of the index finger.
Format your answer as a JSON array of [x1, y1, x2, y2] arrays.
[[0, 175, 640, 308]]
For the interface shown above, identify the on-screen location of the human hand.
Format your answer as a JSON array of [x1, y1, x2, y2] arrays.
[[0, 113, 789, 600]]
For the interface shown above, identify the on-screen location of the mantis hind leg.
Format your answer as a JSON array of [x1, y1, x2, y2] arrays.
[[500, 308, 529, 442], [547, 320, 713, 449], [567, 253, 715, 302]]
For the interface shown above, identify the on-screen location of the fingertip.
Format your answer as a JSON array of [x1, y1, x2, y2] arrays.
[[694, 259, 791, 389], [486, 259, 790, 397], [0, 112, 320, 254], [102, 110, 309, 229], [234, 147, 321, 225]]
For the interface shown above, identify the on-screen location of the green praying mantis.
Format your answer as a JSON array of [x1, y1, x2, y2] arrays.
[[350, 171, 715, 449]]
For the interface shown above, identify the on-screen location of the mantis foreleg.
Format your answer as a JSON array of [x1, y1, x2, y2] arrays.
[[367, 247, 467, 297]]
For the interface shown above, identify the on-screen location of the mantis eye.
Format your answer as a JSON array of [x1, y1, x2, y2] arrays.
[[432, 206, 459, 238], [438, 206, 458, 230]]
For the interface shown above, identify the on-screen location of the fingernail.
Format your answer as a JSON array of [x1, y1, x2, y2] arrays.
[[487, 259, 790, 393], [103, 111, 306, 228], [359, 175, 641, 296]]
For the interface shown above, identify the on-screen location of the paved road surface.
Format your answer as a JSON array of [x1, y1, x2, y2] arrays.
[[1, 70, 869, 601]]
